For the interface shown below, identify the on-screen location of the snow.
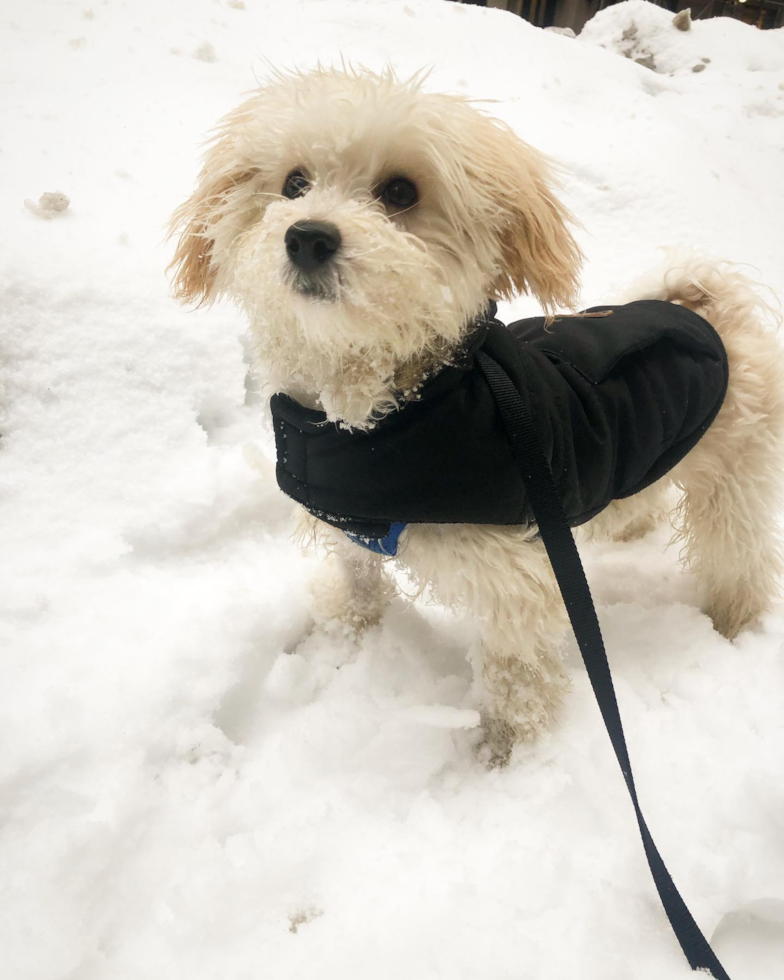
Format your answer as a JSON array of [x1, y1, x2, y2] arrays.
[[1, 1, 784, 978]]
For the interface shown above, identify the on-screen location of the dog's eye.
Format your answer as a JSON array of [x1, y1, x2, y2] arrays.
[[282, 170, 310, 199], [380, 177, 418, 210]]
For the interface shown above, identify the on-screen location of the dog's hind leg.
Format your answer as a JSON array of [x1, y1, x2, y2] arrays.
[[659, 260, 784, 639], [672, 379, 784, 639]]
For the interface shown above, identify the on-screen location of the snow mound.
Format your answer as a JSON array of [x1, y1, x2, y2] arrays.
[[24, 190, 71, 219], [580, 0, 784, 74]]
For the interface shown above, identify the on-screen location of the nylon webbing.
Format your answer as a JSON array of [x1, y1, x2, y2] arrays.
[[475, 350, 729, 980]]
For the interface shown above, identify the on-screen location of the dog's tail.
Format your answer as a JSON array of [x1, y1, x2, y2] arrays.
[[618, 247, 782, 340], [625, 249, 784, 441]]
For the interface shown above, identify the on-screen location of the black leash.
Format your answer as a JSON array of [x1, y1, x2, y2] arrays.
[[475, 350, 730, 980]]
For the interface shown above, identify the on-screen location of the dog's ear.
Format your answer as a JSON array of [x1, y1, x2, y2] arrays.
[[168, 165, 259, 307], [466, 116, 582, 314]]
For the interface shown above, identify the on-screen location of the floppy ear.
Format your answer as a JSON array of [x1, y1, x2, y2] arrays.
[[167, 165, 259, 307], [466, 115, 582, 314]]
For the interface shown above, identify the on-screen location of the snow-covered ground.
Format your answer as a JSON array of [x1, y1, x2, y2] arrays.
[[2, 1, 784, 977]]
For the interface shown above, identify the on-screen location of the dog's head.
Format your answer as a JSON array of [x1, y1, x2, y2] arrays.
[[169, 67, 581, 422]]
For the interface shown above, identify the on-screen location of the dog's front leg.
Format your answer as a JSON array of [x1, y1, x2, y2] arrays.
[[476, 618, 569, 766], [404, 526, 570, 764], [299, 512, 396, 633]]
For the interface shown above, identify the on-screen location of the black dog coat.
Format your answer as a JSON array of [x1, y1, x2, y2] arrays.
[[271, 300, 728, 554]]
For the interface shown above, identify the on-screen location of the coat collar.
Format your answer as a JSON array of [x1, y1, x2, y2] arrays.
[[273, 302, 499, 432]]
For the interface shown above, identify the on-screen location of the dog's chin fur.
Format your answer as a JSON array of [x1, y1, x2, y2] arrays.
[[171, 67, 784, 763]]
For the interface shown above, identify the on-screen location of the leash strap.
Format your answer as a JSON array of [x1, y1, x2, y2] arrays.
[[475, 350, 730, 980]]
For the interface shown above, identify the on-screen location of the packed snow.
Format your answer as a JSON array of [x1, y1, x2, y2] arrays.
[[2, 1, 784, 978]]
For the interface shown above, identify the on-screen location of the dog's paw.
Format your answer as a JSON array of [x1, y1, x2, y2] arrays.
[[308, 552, 388, 634], [477, 657, 567, 766], [476, 713, 543, 768], [703, 592, 766, 641], [307, 541, 397, 635]]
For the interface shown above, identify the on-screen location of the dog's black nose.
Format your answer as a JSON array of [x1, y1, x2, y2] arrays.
[[285, 221, 342, 272]]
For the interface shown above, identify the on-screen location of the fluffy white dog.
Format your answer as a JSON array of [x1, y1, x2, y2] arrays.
[[170, 67, 784, 762]]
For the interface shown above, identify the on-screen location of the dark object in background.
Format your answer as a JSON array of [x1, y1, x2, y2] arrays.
[[445, 0, 783, 31]]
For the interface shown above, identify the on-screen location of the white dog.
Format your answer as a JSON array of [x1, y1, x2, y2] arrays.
[[170, 67, 784, 763]]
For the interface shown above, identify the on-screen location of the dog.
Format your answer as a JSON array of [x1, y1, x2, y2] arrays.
[[169, 66, 784, 763]]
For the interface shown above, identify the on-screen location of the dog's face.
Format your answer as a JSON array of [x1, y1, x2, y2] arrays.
[[170, 68, 581, 419]]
